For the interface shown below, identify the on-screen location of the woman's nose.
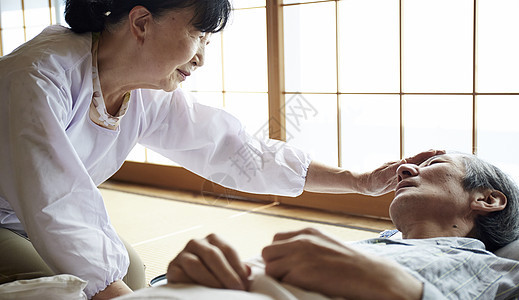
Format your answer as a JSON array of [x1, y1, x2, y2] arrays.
[[191, 45, 205, 68], [396, 164, 419, 181]]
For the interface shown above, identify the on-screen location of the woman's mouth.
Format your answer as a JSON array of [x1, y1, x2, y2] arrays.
[[177, 69, 191, 81]]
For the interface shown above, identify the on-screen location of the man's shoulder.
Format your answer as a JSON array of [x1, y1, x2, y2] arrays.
[[356, 236, 489, 254]]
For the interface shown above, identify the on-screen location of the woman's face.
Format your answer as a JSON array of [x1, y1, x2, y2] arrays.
[[142, 7, 209, 91]]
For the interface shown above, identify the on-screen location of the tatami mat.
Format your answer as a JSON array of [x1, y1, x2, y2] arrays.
[[100, 184, 391, 285]]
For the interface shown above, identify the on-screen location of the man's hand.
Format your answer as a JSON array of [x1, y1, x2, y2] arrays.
[[166, 233, 250, 290], [262, 228, 423, 300], [357, 149, 445, 195]]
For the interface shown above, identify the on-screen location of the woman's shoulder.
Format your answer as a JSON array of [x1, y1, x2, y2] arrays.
[[0, 25, 92, 76]]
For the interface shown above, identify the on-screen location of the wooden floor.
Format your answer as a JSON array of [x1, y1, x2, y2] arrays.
[[100, 181, 394, 284]]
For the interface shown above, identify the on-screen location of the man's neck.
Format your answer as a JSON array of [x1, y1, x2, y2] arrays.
[[401, 220, 472, 240]]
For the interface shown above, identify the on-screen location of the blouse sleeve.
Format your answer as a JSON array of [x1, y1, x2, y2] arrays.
[[138, 89, 311, 197], [4, 70, 129, 298]]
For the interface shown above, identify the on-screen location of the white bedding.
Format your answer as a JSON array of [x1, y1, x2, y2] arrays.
[[117, 275, 333, 300], [0, 274, 87, 300]]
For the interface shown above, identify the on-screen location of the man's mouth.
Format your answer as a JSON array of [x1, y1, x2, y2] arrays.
[[395, 181, 415, 192]]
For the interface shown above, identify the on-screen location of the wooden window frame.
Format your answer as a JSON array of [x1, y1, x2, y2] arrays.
[[0, 0, 57, 56], [113, 0, 393, 219], [112, 0, 519, 218]]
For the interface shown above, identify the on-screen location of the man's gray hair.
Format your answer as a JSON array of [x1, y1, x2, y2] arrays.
[[461, 155, 519, 251]]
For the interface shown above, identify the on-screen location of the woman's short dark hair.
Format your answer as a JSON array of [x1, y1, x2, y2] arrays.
[[461, 154, 519, 251], [65, 0, 231, 34]]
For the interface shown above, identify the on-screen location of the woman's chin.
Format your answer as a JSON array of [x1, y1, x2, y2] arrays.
[[161, 81, 181, 92]]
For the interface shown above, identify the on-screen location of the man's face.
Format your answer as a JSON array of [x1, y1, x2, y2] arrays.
[[389, 154, 473, 233]]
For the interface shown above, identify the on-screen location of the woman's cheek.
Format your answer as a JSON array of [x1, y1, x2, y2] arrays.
[[181, 39, 199, 63]]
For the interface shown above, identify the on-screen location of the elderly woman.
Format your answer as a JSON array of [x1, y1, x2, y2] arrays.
[[164, 153, 519, 299], [0, 0, 439, 299]]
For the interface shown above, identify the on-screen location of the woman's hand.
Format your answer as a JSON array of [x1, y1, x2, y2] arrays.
[[304, 149, 444, 195], [357, 149, 445, 195], [166, 233, 250, 290], [262, 228, 423, 300]]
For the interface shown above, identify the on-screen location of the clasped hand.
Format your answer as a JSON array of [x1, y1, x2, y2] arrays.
[[167, 228, 423, 300]]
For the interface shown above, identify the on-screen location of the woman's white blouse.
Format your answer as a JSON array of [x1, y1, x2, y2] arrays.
[[0, 26, 310, 298]]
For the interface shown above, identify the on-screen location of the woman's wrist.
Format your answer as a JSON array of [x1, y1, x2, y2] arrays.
[[92, 280, 132, 300]]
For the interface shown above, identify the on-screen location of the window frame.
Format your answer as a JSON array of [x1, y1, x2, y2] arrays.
[[117, 0, 519, 218], [115, 0, 395, 219], [0, 0, 63, 56], [3, 1, 518, 218]]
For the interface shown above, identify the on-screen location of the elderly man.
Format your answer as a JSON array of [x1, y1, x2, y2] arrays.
[[123, 153, 519, 299]]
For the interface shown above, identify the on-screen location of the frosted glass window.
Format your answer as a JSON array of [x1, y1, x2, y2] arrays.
[[402, 0, 473, 93], [223, 8, 268, 92], [232, 0, 265, 9], [338, 0, 399, 93], [2, 28, 25, 55], [284, 2, 337, 93], [285, 94, 338, 166], [403, 95, 472, 156], [340, 95, 400, 172], [181, 33, 223, 92], [24, 0, 51, 27], [224, 93, 268, 135], [477, 0, 519, 93], [51, 0, 66, 25], [477, 96, 519, 182], [0, 0, 23, 28]]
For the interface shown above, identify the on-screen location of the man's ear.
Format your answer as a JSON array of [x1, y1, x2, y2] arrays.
[[128, 6, 152, 44], [471, 190, 507, 214]]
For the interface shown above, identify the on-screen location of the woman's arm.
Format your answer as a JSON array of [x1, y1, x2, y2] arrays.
[[4, 71, 129, 299], [138, 89, 310, 197], [92, 281, 132, 300], [304, 149, 444, 196]]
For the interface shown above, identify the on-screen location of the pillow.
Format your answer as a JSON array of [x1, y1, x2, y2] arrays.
[[0, 274, 87, 300], [495, 239, 519, 261]]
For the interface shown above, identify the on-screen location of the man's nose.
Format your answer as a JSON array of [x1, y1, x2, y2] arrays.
[[396, 164, 419, 181]]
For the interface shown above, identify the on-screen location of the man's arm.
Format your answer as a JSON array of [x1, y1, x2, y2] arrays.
[[166, 229, 423, 300], [262, 228, 424, 300]]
